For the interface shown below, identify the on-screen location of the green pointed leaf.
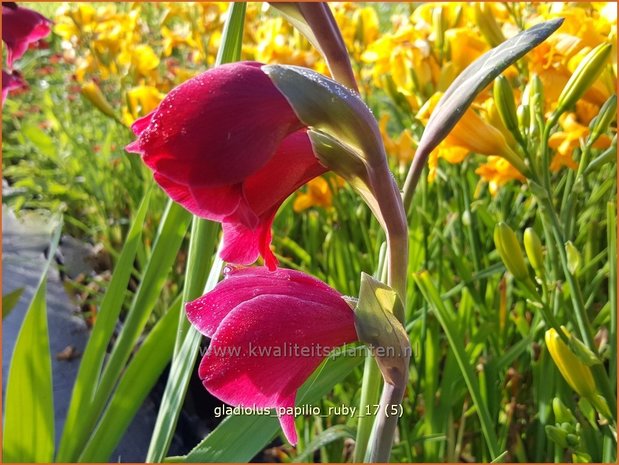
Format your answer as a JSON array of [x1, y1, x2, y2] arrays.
[[78, 298, 182, 462], [3, 221, 62, 463], [57, 186, 152, 461], [292, 425, 356, 463]]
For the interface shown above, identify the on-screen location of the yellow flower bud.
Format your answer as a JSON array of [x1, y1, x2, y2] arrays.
[[555, 43, 612, 116], [545, 327, 596, 398], [524, 228, 545, 277], [494, 222, 529, 280], [81, 82, 117, 120], [474, 3, 505, 48]]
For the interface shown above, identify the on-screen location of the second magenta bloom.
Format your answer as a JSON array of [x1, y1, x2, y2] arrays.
[[126, 61, 328, 270], [186, 266, 358, 445]]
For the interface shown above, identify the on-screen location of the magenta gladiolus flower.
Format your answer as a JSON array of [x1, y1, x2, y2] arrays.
[[126, 62, 328, 270], [2, 3, 52, 69], [2, 69, 24, 105], [186, 266, 358, 445]]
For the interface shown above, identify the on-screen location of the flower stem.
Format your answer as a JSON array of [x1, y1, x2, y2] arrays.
[[354, 354, 382, 462], [534, 120, 617, 421], [365, 378, 408, 462]]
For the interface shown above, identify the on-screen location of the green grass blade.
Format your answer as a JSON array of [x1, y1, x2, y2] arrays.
[[413, 271, 501, 460], [78, 297, 182, 462], [177, 348, 364, 463], [56, 185, 152, 461], [146, 3, 246, 461], [146, 255, 224, 462], [59, 199, 191, 461], [215, 2, 246, 64], [607, 201, 616, 392], [293, 425, 356, 462], [3, 222, 62, 463]]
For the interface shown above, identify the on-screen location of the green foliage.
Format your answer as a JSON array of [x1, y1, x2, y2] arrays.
[[3, 223, 61, 462]]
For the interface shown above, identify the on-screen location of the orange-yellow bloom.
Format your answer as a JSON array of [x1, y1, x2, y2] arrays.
[[548, 113, 612, 171], [293, 177, 334, 212], [418, 92, 527, 182], [475, 156, 525, 196]]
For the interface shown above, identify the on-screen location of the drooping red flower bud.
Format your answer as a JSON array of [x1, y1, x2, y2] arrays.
[[2, 3, 52, 69], [186, 266, 358, 445], [126, 62, 328, 270]]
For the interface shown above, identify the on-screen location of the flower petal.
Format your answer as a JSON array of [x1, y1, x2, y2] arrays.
[[131, 61, 303, 188], [243, 129, 327, 216], [186, 267, 344, 337], [151, 172, 243, 220], [219, 130, 326, 268], [197, 293, 356, 444]]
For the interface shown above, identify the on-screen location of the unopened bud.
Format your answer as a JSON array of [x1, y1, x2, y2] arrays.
[[517, 104, 530, 129], [552, 397, 576, 424], [432, 6, 446, 57], [545, 425, 568, 448], [545, 327, 597, 398], [81, 81, 117, 120], [494, 222, 529, 280], [566, 433, 580, 448], [474, 3, 505, 47], [555, 43, 612, 115], [494, 75, 522, 140], [528, 74, 544, 134], [354, 273, 409, 386], [524, 228, 545, 277], [588, 94, 617, 145]]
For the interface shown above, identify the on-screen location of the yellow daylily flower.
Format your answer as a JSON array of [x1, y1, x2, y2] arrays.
[[418, 92, 523, 183], [548, 113, 612, 171], [379, 114, 416, 165], [529, 3, 615, 108], [393, 130, 415, 165], [161, 25, 198, 57], [132, 44, 161, 77], [419, 92, 523, 163], [293, 177, 334, 213], [125, 85, 165, 123], [445, 27, 489, 72], [411, 2, 468, 31], [475, 156, 525, 196]]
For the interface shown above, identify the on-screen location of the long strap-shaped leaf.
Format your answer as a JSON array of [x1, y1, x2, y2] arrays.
[[414, 271, 501, 460], [3, 220, 62, 462], [402, 18, 564, 210], [77, 297, 182, 461], [146, 4, 247, 462], [56, 185, 152, 461], [57, 198, 191, 461]]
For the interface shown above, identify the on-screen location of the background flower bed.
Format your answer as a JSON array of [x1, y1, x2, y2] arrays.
[[2, 2, 617, 463]]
